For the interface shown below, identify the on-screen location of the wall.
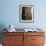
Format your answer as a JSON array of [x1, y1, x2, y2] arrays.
[[0, 0, 46, 29]]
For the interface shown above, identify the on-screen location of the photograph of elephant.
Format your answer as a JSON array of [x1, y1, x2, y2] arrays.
[[22, 7, 32, 20]]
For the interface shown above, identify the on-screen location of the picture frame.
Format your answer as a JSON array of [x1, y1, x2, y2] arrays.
[[19, 5, 34, 23]]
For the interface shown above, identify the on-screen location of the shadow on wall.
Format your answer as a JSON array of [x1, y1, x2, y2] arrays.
[[0, 24, 7, 43]]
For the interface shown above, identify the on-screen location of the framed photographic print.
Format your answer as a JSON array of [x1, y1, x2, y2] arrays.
[[19, 5, 34, 23]]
